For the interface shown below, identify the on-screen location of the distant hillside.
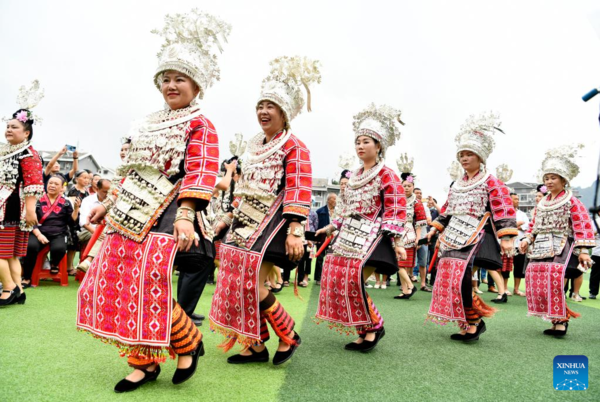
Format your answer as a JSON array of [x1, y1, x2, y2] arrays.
[[574, 182, 597, 210]]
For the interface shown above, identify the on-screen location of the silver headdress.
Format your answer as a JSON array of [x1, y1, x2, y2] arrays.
[[338, 152, 358, 171], [540, 144, 583, 184], [455, 111, 503, 163], [448, 160, 462, 182], [353, 103, 404, 157], [396, 153, 414, 173], [229, 133, 247, 157], [258, 56, 322, 123], [495, 163, 513, 183], [4, 80, 45, 123], [152, 9, 231, 99]]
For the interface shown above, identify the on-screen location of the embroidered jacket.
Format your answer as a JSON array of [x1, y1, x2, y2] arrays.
[[432, 173, 517, 239], [526, 191, 595, 248]]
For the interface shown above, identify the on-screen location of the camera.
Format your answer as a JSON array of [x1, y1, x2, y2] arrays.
[[220, 156, 242, 174]]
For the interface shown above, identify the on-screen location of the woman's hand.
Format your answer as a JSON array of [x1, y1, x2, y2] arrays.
[[224, 159, 238, 173], [25, 208, 38, 227], [395, 246, 407, 261], [500, 238, 513, 256], [426, 229, 436, 243], [37, 234, 49, 245], [89, 205, 107, 224], [579, 253, 593, 270], [519, 240, 529, 254], [173, 219, 198, 252], [214, 220, 228, 237], [286, 222, 304, 262], [315, 226, 330, 238]]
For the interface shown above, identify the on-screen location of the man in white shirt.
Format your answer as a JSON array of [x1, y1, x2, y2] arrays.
[[511, 193, 530, 296], [78, 179, 110, 243]]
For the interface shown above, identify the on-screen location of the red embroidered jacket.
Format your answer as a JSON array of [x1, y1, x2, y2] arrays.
[[413, 199, 427, 228], [433, 174, 517, 239], [281, 134, 312, 219], [527, 193, 595, 248], [177, 116, 220, 205]]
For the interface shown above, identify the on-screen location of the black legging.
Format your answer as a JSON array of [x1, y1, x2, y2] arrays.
[[22, 233, 68, 280], [296, 248, 311, 282], [175, 254, 213, 318]]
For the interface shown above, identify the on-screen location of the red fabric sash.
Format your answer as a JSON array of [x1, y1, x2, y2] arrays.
[[77, 232, 177, 347], [525, 261, 567, 320], [316, 254, 371, 328], [39, 194, 65, 224], [428, 257, 469, 325], [209, 244, 263, 346]]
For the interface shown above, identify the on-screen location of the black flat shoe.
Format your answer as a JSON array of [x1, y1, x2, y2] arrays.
[[273, 333, 302, 365], [344, 334, 366, 350], [191, 318, 203, 326], [461, 320, 486, 342], [271, 282, 284, 294], [393, 294, 410, 299], [492, 293, 508, 304], [553, 322, 569, 337], [50, 267, 59, 275], [402, 287, 417, 300], [450, 333, 467, 341], [0, 287, 21, 307], [227, 346, 269, 364], [360, 328, 386, 352], [21, 281, 31, 289], [172, 341, 204, 385], [114, 365, 161, 393], [191, 313, 205, 321]]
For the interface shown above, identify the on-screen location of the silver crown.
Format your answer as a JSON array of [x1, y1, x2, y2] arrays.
[[152, 9, 231, 99], [3, 80, 45, 124], [229, 133, 247, 157], [353, 103, 404, 157], [448, 160, 463, 181], [541, 144, 583, 184], [259, 56, 322, 123], [455, 111, 503, 163], [495, 163, 513, 183], [396, 153, 414, 173], [338, 152, 358, 171]]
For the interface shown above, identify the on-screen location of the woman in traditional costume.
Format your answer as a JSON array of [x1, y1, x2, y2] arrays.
[[519, 145, 594, 336], [209, 56, 318, 365], [426, 112, 517, 342], [0, 81, 45, 306], [315, 103, 407, 352], [394, 159, 427, 299], [77, 10, 229, 392]]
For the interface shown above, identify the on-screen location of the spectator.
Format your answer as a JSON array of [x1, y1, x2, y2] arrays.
[[314, 192, 337, 285], [414, 187, 431, 291], [78, 179, 110, 245], [89, 173, 101, 195], [511, 193, 529, 296], [426, 196, 440, 286], [43, 146, 78, 189], [65, 170, 90, 274], [21, 176, 80, 286], [297, 202, 318, 287]]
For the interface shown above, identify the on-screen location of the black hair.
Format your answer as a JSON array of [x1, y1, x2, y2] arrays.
[[11, 109, 34, 140], [97, 178, 110, 190], [432, 198, 438, 203], [73, 170, 87, 184], [414, 187, 421, 191], [48, 174, 66, 186], [340, 169, 351, 182], [510, 192, 517, 196], [400, 172, 415, 182], [220, 156, 242, 175], [536, 184, 547, 195]]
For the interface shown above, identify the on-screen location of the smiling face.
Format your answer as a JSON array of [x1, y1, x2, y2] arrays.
[[458, 151, 481, 174], [256, 101, 286, 137], [355, 136, 381, 164], [543, 173, 566, 194], [5, 119, 30, 145], [161, 70, 200, 110]]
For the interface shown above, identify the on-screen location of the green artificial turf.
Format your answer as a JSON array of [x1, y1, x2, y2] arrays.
[[1, 275, 599, 401]]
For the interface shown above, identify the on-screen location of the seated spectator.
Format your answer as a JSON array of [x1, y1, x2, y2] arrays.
[[21, 175, 80, 287], [43, 146, 78, 189], [65, 170, 90, 274], [76, 179, 111, 272]]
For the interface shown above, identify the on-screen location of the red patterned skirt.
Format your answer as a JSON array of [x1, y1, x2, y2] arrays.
[[398, 246, 416, 268], [0, 225, 29, 258]]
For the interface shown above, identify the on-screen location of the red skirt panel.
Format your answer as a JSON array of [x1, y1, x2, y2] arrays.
[[397, 247, 416, 268], [0, 225, 28, 258]]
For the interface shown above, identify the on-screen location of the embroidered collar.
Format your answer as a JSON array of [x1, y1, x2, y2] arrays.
[[537, 190, 571, 211], [246, 129, 292, 164], [452, 169, 490, 192], [348, 160, 385, 189], [0, 141, 29, 160]]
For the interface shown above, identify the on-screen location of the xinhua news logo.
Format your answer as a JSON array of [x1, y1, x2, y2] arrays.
[[554, 355, 588, 391]]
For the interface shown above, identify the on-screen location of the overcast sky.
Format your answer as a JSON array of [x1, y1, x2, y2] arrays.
[[2, 0, 600, 201]]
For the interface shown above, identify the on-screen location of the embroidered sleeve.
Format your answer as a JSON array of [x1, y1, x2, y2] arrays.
[[413, 200, 427, 228], [486, 175, 518, 238], [282, 137, 312, 220], [178, 117, 220, 210], [380, 168, 406, 236], [21, 148, 44, 198], [570, 197, 596, 247]]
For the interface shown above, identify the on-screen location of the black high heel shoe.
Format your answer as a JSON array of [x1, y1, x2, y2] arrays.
[[461, 320, 487, 342], [172, 341, 204, 385], [553, 322, 569, 337], [359, 328, 386, 353], [114, 365, 161, 393], [11, 292, 26, 305], [0, 286, 21, 307], [344, 333, 366, 350], [227, 345, 269, 364], [492, 293, 508, 304], [273, 333, 302, 365]]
